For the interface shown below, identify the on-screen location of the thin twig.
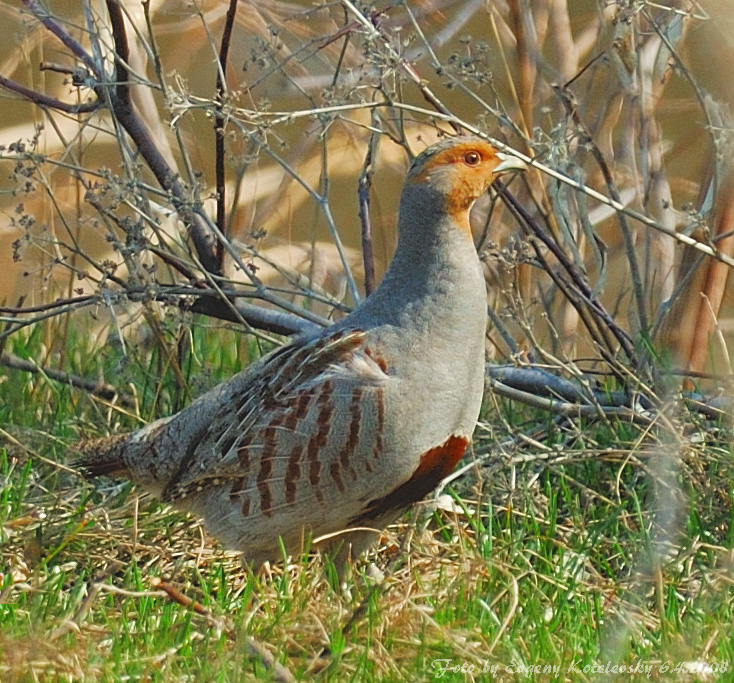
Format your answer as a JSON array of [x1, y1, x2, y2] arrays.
[[214, 0, 239, 271], [553, 84, 650, 336], [151, 578, 296, 683], [340, 0, 462, 133], [494, 179, 638, 365], [358, 116, 380, 296]]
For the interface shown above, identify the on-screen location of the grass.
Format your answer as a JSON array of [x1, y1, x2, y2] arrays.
[[2, 315, 734, 682]]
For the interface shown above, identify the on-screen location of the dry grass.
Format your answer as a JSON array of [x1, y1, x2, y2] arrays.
[[2, 320, 734, 680]]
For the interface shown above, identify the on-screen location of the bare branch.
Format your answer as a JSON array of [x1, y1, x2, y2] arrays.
[[187, 296, 320, 337], [0, 74, 100, 114], [22, 0, 101, 77], [1, 351, 134, 407]]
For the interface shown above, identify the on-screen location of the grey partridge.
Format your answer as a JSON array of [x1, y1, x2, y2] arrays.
[[74, 136, 527, 568]]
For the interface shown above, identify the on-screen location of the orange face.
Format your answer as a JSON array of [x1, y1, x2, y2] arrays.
[[407, 139, 526, 232]]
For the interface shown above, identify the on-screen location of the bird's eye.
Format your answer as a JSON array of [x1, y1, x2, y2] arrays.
[[463, 151, 482, 166]]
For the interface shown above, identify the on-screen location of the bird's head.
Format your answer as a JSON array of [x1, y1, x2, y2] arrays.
[[405, 136, 527, 232]]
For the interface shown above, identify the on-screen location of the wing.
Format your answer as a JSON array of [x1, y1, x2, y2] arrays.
[[160, 327, 388, 504]]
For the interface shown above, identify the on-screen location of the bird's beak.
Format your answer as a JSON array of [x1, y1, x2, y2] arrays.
[[494, 152, 528, 174]]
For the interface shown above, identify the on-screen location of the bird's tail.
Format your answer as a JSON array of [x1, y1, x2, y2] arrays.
[[72, 433, 132, 479]]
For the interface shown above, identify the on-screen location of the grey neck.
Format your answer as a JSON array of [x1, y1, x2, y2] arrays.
[[346, 183, 486, 334]]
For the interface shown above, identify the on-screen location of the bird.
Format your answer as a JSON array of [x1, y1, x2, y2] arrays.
[[73, 136, 527, 571]]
